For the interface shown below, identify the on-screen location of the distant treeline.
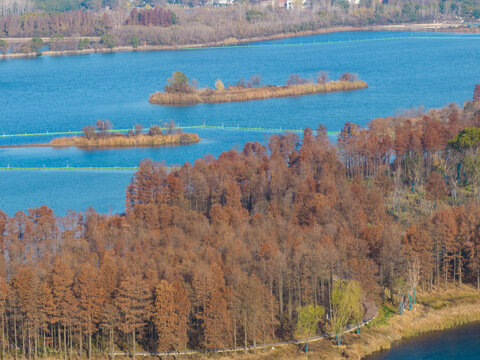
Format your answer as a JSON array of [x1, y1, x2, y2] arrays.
[[0, 8, 176, 37], [1, 0, 480, 54]]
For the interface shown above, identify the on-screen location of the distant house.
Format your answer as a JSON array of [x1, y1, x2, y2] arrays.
[[257, 0, 275, 8], [215, 0, 234, 5], [276, 0, 307, 9]]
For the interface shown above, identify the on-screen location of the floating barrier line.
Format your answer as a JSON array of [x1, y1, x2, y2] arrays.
[[0, 166, 181, 171], [0, 125, 339, 138], [0, 166, 140, 171], [178, 35, 480, 50]]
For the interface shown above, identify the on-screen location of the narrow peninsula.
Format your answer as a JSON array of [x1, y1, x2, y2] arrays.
[[2, 121, 200, 148], [149, 71, 368, 105]]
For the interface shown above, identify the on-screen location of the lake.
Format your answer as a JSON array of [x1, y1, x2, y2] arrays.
[[1, 31, 480, 215], [367, 322, 480, 359]]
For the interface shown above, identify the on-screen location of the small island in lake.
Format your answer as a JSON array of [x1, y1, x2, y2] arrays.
[[4, 121, 200, 148], [149, 71, 368, 105]]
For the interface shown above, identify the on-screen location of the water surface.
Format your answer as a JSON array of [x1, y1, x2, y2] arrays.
[[2, 31, 480, 215], [368, 322, 480, 359]]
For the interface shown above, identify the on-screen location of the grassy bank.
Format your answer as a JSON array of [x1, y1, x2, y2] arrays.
[[46, 132, 200, 148], [149, 80, 368, 105], [0, 22, 465, 60]]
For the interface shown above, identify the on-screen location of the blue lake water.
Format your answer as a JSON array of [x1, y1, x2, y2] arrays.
[[367, 322, 480, 360], [1, 31, 480, 215]]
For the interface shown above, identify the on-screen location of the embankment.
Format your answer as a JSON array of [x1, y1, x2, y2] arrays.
[[149, 80, 368, 105]]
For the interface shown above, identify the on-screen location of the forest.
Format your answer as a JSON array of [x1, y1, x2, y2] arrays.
[[0, 87, 480, 357], [1, 0, 480, 54]]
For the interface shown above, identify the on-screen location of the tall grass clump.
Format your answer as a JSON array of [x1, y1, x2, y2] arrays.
[[49, 131, 199, 148]]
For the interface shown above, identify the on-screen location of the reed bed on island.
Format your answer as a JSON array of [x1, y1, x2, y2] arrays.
[[149, 79, 368, 105], [49, 132, 200, 148]]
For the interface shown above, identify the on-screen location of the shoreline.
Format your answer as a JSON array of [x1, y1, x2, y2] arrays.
[[0, 22, 466, 60], [316, 286, 480, 360]]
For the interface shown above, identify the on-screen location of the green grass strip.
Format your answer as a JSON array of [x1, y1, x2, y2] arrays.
[[178, 35, 480, 51]]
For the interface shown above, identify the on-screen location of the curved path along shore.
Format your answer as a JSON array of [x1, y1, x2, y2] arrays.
[[112, 302, 378, 357]]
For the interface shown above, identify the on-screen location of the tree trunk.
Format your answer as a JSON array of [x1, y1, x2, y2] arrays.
[[88, 325, 92, 360], [34, 329, 38, 360], [28, 328, 31, 360], [253, 319, 256, 355], [244, 312, 247, 354], [2, 310, 4, 360], [5, 311, 9, 357], [63, 325, 67, 360], [458, 250, 462, 286], [444, 260, 448, 290], [233, 315, 237, 355], [57, 324, 61, 354], [278, 273, 283, 339], [288, 286, 292, 334], [13, 305, 17, 360], [110, 327, 114, 359], [132, 330, 135, 360], [453, 256, 457, 286], [79, 326, 83, 358], [22, 320, 25, 360]]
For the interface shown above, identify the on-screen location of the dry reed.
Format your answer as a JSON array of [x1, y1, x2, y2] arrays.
[[149, 80, 369, 105], [49, 133, 200, 148]]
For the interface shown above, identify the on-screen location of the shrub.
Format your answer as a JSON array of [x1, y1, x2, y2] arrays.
[[339, 72, 358, 82], [30, 37, 44, 53], [78, 38, 90, 50], [246, 9, 264, 22], [164, 71, 193, 93], [287, 74, 311, 85], [247, 74, 262, 87], [130, 35, 140, 48], [215, 79, 225, 91], [148, 125, 162, 136], [0, 39, 7, 54], [100, 33, 116, 49], [316, 71, 329, 84]]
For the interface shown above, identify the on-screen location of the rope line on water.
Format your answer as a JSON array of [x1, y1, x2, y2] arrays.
[[0, 166, 140, 171], [0, 166, 182, 171], [0, 126, 339, 171], [178, 35, 480, 50], [0, 125, 340, 138]]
